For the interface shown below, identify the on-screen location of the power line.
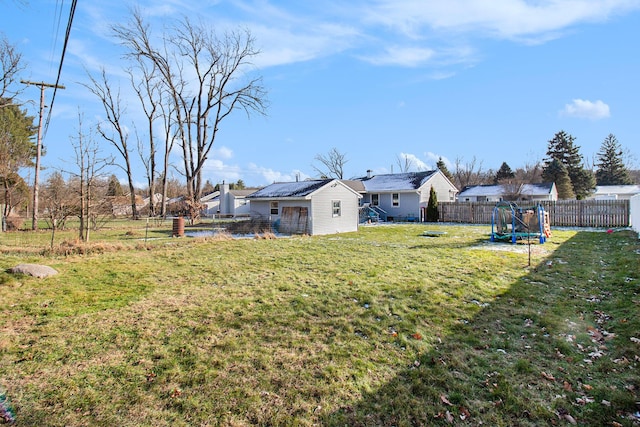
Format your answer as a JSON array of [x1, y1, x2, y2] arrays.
[[44, 0, 77, 136]]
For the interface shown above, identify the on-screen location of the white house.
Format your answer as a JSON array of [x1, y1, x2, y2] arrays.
[[589, 185, 640, 200], [218, 184, 254, 217], [246, 179, 362, 235], [351, 170, 458, 221], [200, 191, 220, 216], [458, 182, 558, 202]]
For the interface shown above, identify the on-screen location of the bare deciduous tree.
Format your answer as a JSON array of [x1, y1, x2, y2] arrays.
[[395, 153, 414, 173], [129, 61, 161, 217], [0, 34, 24, 108], [113, 11, 268, 219], [85, 69, 138, 220], [453, 156, 485, 189], [313, 147, 348, 179], [68, 111, 113, 242], [41, 171, 76, 249]]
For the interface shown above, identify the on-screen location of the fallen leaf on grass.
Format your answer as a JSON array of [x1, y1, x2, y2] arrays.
[[411, 332, 423, 340], [582, 384, 593, 391], [563, 381, 573, 392], [446, 411, 454, 423], [440, 395, 452, 406], [541, 371, 555, 381], [459, 406, 471, 420], [631, 337, 640, 344]]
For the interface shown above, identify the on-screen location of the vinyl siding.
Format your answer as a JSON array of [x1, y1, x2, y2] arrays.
[[310, 184, 360, 235]]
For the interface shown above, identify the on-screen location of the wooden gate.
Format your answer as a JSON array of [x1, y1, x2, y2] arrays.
[[280, 207, 309, 234]]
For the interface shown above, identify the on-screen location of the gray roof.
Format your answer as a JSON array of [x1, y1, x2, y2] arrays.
[[459, 184, 503, 197], [246, 179, 333, 199], [355, 171, 438, 192], [594, 185, 640, 195], [459, 182, 555, 197], [520, 182, 555, 196]]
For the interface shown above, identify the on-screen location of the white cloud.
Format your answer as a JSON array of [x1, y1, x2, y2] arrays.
[[360, 46, 435, 67], [398, 152, 430, 171], [561, 99, 611, 120], [362, 0, 640, 40], [213, 146, 234, 160], [246, 164, 311, 185], [425, 152, 452, 169]]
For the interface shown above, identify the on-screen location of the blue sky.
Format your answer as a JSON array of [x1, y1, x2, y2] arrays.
[[3, 0, 640, 188]]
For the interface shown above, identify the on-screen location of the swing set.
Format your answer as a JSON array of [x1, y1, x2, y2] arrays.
[[490, 201, 551, 244]]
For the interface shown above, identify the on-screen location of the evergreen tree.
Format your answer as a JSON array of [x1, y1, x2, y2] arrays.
[[543, 130, 594, 199], [595, 134, 633, 185], [571, 168, 596, 199], [106, 174, 124, 196], [0, 100, 37, 222], [542, 158, 574, 199], [426, 186, 438, 222], [494, 161, 515, 183], [436, 157, 455, 184]]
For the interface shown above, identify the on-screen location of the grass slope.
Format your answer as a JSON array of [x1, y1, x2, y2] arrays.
[[0, 224, 638, 426]]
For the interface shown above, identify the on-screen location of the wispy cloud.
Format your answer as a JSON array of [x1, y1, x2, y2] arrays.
[[560, 99, 611, 120], [362, 0, 640, 40], [360, 46, 435, 67], [398, 152, 430, 171]]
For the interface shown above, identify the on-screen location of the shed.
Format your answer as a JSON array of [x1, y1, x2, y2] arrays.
[[246, 179, 362, 235]]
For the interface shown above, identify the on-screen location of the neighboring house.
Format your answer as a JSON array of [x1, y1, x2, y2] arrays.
[[457, 184, 504, 202], [218, 184, 254, 217], [246, 179, 362, 235], [351, 170, 458, 221], [200, 191, 220, 216], [520, 183, 558, 201], [589, 185, 640, 200], [458, 182, 558, 202], [110, 194, 146, 216]]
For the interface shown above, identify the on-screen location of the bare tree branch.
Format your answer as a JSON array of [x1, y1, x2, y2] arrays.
[[313, 147, 348, 179]]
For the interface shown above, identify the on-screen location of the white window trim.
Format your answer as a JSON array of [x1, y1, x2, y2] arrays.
[[332, 200, 341, 217], [391, 193, 399, 207]]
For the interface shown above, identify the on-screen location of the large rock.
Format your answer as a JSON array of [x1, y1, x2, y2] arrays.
[[8, 263, 59, 278]]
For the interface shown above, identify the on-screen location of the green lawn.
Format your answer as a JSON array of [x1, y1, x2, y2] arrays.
[[0, 224, 638, 426]]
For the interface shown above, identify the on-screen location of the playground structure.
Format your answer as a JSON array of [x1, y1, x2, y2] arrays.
[[491, 202, 551, 244]]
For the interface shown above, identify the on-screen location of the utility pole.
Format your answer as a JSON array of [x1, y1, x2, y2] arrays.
[[21, 80, 65, 231]]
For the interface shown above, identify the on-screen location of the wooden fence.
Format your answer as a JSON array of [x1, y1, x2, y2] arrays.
[[439, 200, 630, 227]]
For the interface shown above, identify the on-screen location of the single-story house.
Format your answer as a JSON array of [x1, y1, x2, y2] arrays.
[[218, 184, 254, 217], [458, 182, 558, 202], [200, 191, 220, 216], [246, 179, 362, 235], [350, 170, 458, 221], [589, 185, 640, 200]]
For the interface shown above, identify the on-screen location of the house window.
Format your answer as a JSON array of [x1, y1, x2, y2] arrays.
[[270, 201, 279, 215], [371, 194, 379, 206], [332, 200, 341, 217], [392, 193, 399, 207]]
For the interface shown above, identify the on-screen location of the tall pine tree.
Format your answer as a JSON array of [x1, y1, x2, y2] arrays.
[[494, 161, 515, 183], [543, 130, 594, 199], [595, 134, 633, 185]]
